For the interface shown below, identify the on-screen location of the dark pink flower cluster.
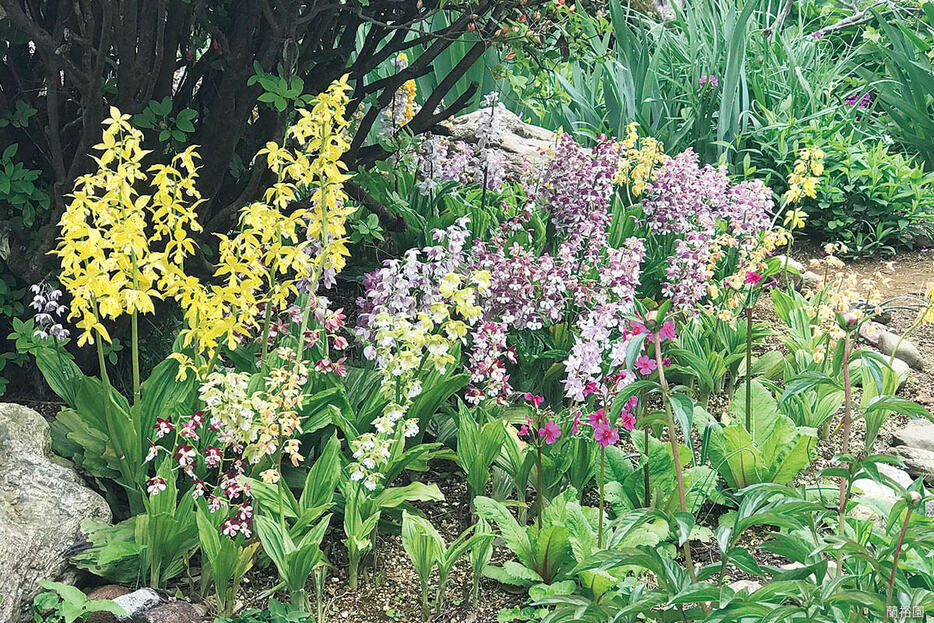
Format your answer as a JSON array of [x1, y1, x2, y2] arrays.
[[538, 134, 621, 259], [145, 409, 255, 539]]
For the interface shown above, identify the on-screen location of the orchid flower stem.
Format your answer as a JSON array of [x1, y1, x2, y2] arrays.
[[131, 249, 141, 404], [884, 501, 915, 622], [536, 436, 544, 530], [745, 306, 753, 431], [836, 331, 853, 578], [598, 445, 605, 548], [655, 332, 696, 583]]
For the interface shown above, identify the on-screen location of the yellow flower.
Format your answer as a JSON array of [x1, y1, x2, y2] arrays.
[[784, 208, 808, 230]]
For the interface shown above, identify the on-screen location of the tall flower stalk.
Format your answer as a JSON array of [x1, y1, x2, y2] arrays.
[[654, 325, 697, 583]]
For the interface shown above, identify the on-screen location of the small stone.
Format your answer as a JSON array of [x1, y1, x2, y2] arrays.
[[877, 331, 924, 370], [892, 446, 934, 485], [87, 585, 131, 601], [729, 579, 762, 592], [139, 601, 203, 623], [86, 586, 132, 623], [112, 588, 161, 620], [858, 321, 884, 347], [892, 419, 934, 453], [802, 271, 823, 288]]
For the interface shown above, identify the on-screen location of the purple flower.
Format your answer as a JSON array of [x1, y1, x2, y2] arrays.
[[540, 419, 561, 445], [635, 355, 657, 376], [593, 421, 619, 447]]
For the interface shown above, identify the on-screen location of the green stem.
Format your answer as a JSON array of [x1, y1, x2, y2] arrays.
[[655, 334, 697, 583], [836, 332, 853, 578], [745, 306, 753, 431], [536, 437, 544, 530], [131, 311, 140, 403], [884, 502, 914, 622], [598, 445, 605, 548]]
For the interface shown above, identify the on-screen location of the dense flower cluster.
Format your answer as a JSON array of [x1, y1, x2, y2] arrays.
[[414, 94, 505, 194], [415, 135, 474, 194], [563, 238, 646, 400], [166, 77, 354, 376], [382, 53, 419, 134], [55, 108, 203, 346], [29, 283, 70, 340], [538, 133, 621, 256], [613, 122, 668, 197], [783, 146, 825, 232], [642, 149, 773, 307], [354, 218, 488, 487]]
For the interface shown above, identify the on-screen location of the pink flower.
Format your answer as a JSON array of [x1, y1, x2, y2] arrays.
[[699, 75, 708, 85], [635, 355, 657, 376], [593, 421, 620, 447], [153, 418, 174, 438], [540, 419, 561, 444], [146, 477, 167, 496], [625, 395, 639, 411], [588, 408, 607, 428], [708, 76, 719, 87], [325, 308, 346, 331], [572, 411, 582, 435], [174, 443, 196, 467], [524, 392, 545, 407], [204, 446, 223, 468], [583, 380, 599, 397], [657, 321, 677, 342], [744, 271, 763, 285], [220, 518, 240, 538], [518, 424, 529, 437], [332, 336, 349, 350], [620, 410, 636, 432]]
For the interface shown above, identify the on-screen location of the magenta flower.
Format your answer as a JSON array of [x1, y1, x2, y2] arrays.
[[524, 392, 545, 407], [593, 421, 620, 447], [810, 30, 824, 39], [744, 271, 763, 285], [699, 75, 708, 85], [204, 446, 223, 468], [588, 408, 607, 428], [709, 76, 719, 87], [620, 410, 636, 432], [572, 411, 582, 435], [657, 320, 677, 342], [540, 419, 561, 445], [518, 424, 529, 437], [635, 355, 657, 376]]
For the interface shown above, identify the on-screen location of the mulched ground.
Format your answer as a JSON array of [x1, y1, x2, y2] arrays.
[[10, 248, 934, 623]]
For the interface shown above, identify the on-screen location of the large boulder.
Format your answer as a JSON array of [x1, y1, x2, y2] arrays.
[[446, 103, 557, 172], [0, 403, 111, 622]]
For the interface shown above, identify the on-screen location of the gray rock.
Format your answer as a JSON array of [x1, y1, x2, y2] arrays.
[[849, 355, 910, 388], [802, 271, 823, 288], [0, 403, 111, 622], [858, 321, 884, 348], [773, 254, 804, 274], [892, 446, 934, 485], [852, 464, 913, 520], [112, 589, 161, 620], [447, 103, 557, 173], [138, 601, 205, 623], [892, 419, 934, 454], [877, 331, 924, 370], [728, 579, 762, 593]]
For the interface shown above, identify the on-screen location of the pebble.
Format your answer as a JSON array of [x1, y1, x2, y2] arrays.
[[877, 331, 924, 370], [111, 588, 160, 621]]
